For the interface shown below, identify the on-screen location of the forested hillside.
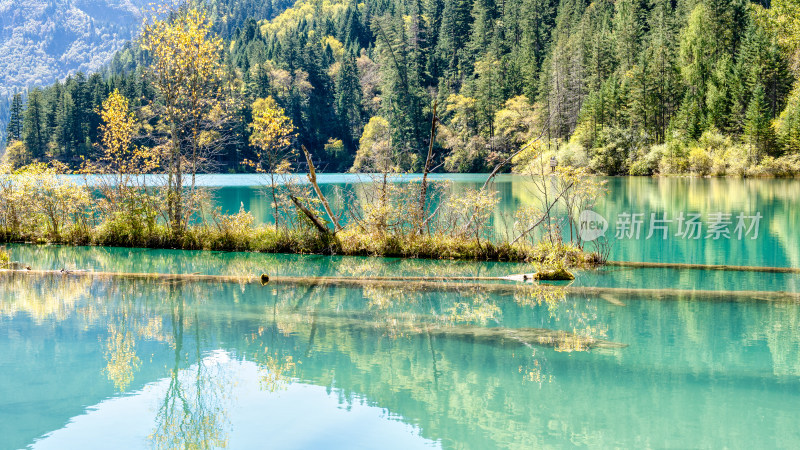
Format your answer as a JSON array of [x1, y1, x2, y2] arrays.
[[5, 0, 800, 175], [0, 0, 291, 150], [0, 0, 149, 97]]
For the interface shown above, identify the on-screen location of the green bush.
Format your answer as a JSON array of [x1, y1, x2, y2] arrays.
[[556, 141, 589, 168], [588, 127, 645, 175], [658, 140, 689, 174], [629, 145, 663, 176], [748, 154, 800, 177], [688, 147, 713, 175]]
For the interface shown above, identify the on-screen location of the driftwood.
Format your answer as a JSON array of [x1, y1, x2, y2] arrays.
[[607, 261, 800, 274], [2, 269, 800, 303]]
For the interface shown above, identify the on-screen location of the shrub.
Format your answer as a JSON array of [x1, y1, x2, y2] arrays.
[[588, 127, 644, 175], [712, 144, 750, 176], [0, 247, 9, 267], [748, 154, 800, 177], [658, 140, 689, 174], [629, 145, 663, 176], [555, 141, 589, 168], [688, 147, 713, 175]]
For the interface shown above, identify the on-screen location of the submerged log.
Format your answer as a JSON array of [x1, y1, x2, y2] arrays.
[[599, 294, 626, 307], [2, 269, 800, 303], [266, 310, 628, 350], [607, 261, 800, 274]]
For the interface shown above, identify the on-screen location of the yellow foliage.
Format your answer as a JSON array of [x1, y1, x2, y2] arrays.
[[104, 322, 141, 392], [249, 96, 295, 171], [94, 90, 159, 174], [1, 141, 29, 169], [322, 35, 345, 59], [141, 7, 224, 100]]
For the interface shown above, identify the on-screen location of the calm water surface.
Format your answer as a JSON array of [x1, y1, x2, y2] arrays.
[[2, 175, 800, 449], [178, 174, 799, 267]]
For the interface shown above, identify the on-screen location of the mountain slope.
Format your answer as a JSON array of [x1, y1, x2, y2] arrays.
[[0, 0, 149, 97]]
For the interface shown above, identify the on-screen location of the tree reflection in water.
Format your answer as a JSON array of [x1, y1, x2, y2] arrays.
[[149, 284, 231, 450], [1, 269, 626, 448]]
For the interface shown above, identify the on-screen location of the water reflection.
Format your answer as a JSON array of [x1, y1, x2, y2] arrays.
[[3, 269, 800, 448], [150, 287, 231, 450]]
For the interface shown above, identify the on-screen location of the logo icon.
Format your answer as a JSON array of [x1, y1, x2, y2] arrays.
[[579, 210, 608, 242]]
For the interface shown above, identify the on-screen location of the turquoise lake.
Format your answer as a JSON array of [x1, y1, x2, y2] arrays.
[[169, 173, 798, 267], [2, 175, 800, 449]]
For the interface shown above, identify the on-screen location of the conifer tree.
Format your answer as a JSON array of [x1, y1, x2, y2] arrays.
[[22, 89, 46, 161], [6, 92, 23, 144], [335, 52, 364, 151], [744, 83, 774, 159]]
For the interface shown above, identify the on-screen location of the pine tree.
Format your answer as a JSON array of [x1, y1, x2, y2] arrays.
[[737, 20, 792, 122], [473, 38, 505, 139], [645, 0, 680, 143], [467, 0, 497, 67], [335, 52, 364, 152], [705, 0, 748, 57], [424, 0, 445, 80], [519, 0, 556, 100], [375, 13, 426, 166], [612, 0, 643, 71], [542, 0, 587, 138], [22, 89, 46, 161], [677, 3, 715, 138], [777, 88, 800, 153], [339, 0, 369, 50], [744, 83, 774, 160], [6, 92, 24, 143], [436, 0, 472, 88]]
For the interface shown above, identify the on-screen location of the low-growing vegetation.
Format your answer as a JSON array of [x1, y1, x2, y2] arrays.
[[0, 159, 604, 268]]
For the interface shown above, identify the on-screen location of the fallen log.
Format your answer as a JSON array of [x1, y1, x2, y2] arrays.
[[599, 294, 626, 307], [2, 269, 800, 303]]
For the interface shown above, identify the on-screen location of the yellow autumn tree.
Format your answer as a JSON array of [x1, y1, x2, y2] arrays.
[[96, 90, 159, 176], [141, 5, 224, 234], [86, 90, 161, 237], [248, 96, 295, 227]]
